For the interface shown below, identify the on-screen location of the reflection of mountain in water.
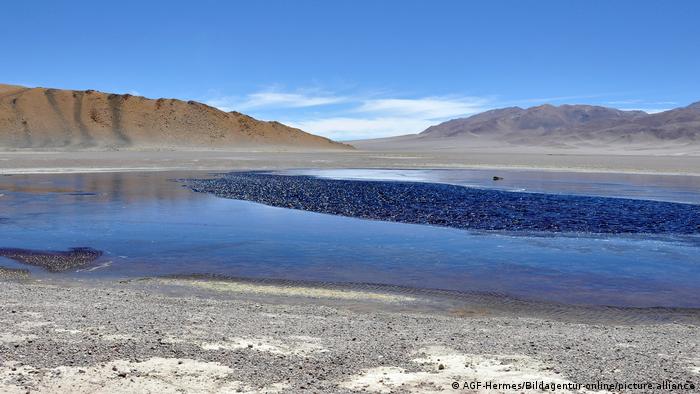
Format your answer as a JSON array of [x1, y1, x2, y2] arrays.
[[0, 172, 203, 209]]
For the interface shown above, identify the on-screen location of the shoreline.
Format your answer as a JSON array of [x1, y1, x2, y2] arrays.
[[5, 261, 700, 318], [5, 165, 700, 178], [1, 276, 699, 393], [19, 274, 700, 324], [3, 150, 700, 177]]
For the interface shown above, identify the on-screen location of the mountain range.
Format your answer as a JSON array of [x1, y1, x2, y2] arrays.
[[354, 102, 700, 153], [0, 84, 350, 150], [3, 82, 699, 154]]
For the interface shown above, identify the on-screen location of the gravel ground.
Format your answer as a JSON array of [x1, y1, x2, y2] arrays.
[[0, 278, 698, 393]]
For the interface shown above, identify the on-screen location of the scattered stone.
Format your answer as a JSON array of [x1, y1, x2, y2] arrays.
[[0, 276, 697, 392], [184, 172, 700, 234], [0, 247, 103, 272], [0, 267, 30, 281]]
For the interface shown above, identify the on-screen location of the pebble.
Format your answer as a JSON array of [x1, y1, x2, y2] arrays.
[[185, 173, 700, 234]]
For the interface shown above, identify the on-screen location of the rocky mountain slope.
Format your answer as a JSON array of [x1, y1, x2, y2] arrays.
[[353, 103, 700, 153], [0, 84, 351, 150]]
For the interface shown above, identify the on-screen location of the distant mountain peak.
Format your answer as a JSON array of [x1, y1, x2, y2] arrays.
[[409, 100, 700, 148], [532, 103, 556, 109]]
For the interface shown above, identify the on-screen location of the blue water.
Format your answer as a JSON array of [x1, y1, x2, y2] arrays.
[[280, 168, 700, 204], [1, 170, 699, 308]]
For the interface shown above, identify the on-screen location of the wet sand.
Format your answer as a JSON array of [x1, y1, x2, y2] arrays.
[[0, 277, 698, 393]]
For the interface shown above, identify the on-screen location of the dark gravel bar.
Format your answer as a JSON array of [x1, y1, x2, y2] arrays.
[[185, 172, 700, 234], [0, 266, 30, 280], [0, 247, 103, 272]]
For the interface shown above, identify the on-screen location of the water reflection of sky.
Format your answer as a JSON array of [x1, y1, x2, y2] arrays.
[[1, 170, 699, 308]]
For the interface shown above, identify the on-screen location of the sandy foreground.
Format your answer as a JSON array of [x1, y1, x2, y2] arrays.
[[0, 277, 698, 394], [2, 149, 700, 176]]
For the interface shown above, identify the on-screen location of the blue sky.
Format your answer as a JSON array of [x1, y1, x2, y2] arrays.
[[2, 1, 699, 140]]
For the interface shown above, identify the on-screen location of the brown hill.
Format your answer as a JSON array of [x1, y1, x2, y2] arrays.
[[353, 103, 700, 154], [0, 84, 351, 150]]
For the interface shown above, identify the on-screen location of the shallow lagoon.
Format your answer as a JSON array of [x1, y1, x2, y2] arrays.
[[1, 170, 699, 308], [281, 168, 700, 204]]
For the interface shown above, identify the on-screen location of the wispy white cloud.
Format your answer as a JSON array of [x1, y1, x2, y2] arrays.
[[288, 117, 437, 140], [205, 88, 493, 140], [299, 96, 491, 139], [207, 87, 675, 140], [206, 89, 347, 112], [355, 97, 489, 119], [241, 92, 346, 109]]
